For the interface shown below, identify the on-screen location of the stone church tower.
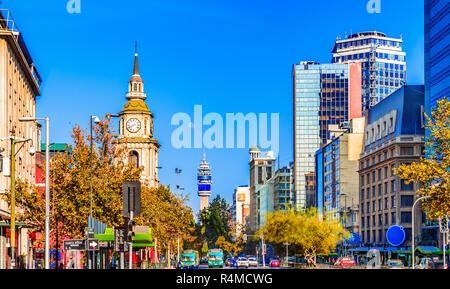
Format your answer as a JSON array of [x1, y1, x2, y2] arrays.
[[116, 48, 160, 187]]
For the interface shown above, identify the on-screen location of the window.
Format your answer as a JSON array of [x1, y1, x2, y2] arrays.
[[400, 180, 414, 191], [378, 184, 382, 196], [373, 201, 376, 212], [361, 217, 365, 228], [379, 229, 383, 242], [385, 197, 388, 209], [361, 189, 365, 200], [384, 167, 388, 178], [391, 180, 397, 192], [372, 186, 376, 197], [372, 171, 376, 182], [401, 212, 412, 223], [401, 195, 414, 207], [392, 212, 396, 224], [379, 214, 382, 226], [378, 169, 382, 181], [378, 199, 382, 211], [128, 151, 139, 169], [373, 215, 376, 226], [404, 228, 412, 241], [367, 202, 370, 213], [384, 183, 388, 195], [392, 196, 396, 208], [360, 175, 365, 186], [385, 213, 388, 225], [400, 147, 414, 156], [367, 187, 370, 199]]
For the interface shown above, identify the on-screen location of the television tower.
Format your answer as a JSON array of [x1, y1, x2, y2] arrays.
[[197, 152, 212, 211]]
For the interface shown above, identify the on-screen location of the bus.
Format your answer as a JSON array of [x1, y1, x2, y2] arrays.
[[179, 250, 199, 269], [207, 248, 224, 268]]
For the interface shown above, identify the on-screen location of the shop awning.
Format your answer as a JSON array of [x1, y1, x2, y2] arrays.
[[94, 227, 153, 245]]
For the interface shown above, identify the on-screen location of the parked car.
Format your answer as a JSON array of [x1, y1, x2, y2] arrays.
[[269, 259, 280, 267], [248, 257, 258, 267], [387, 259, 406, 269], [225, 258, 236, 267], [281, 257, 296, 266], [415, 257, 445, 269], [334, 256, 356, 268], [236, 257, 249, 268]]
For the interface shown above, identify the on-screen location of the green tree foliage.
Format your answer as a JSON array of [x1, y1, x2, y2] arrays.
[[258, 208, 347, 267], [198, 195, 232, 249], [395, 99, 450, 219]]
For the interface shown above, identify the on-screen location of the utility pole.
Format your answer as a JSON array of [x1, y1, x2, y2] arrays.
[[129, 211, 133, 269], [175, 168, 182, 195], [10, 130, 16, 269]]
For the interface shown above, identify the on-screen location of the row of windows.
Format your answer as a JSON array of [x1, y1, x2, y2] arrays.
[[335, 38, 402, 50], [360, 227, 412, 244]]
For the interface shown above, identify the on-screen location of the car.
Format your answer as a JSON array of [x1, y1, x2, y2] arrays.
[[415, 257, 445, 269], [225, 258, 236, 267], [236, 257, 249, 268], [248, 257, 258, 267], [281, 257, 296, 266], [387, 259, 405, 269], [269, 259, 280, 267], [334, 256, 356, 268]]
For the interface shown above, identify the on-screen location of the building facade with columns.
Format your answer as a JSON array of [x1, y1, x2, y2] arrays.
[[0, 9, 42, 269], [115, 50, 160, 187]]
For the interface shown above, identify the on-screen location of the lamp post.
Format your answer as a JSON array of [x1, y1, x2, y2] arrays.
[[412, 196, 429, 269], [175, 168, 182, 194], [0, 131, 34, 269], [19, 116, 50, 269], [339, 193, 348, 256], [89, 116, 100, 218]]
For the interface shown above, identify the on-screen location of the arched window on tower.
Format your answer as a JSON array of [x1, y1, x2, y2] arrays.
[[133, 83, 137, 91], [129, 151, 139, 169]]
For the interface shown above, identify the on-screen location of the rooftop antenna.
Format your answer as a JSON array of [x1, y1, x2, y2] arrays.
[[135, 41, 138, 55]]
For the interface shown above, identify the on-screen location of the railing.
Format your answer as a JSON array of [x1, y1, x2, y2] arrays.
[[0, 9, 19, 33]]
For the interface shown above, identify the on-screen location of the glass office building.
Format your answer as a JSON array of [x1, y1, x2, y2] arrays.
[[425, 0, 450, 116], [331, 31, 406, 112], [293, 62, 361, 209]]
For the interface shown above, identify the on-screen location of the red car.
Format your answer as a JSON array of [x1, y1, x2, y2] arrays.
[[334, 257, 356, 268], [269, 259, 280, 267]]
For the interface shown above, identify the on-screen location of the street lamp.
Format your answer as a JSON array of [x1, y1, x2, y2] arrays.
[[89, 116, 100, 218], [175, 168, 182, 194], [411, 196, 429, 269], [19, 116, 50, 269], [0, 132, 34, 269]]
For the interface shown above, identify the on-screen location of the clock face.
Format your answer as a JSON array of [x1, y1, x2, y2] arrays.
[[126, 118, 141, 133]]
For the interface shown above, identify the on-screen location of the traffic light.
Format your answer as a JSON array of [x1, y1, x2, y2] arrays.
[[127, 219, 136, 242]]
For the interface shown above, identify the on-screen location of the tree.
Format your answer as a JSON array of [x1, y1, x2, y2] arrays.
[[214, 222, 246, 256], [258, 208, 347, 267], [5, 115, 196, 250], [198, 195, 232, 249], [395, 98, 450, 219]]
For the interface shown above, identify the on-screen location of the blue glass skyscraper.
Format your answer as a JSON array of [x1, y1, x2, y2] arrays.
[[425, 0, 450, 116]]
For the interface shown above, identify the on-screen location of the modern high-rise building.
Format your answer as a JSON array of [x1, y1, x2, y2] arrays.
[[248, 145, 275, 231], [331, 31, 406, 111], [424, 0, 449, 116], [0, 9, 42, 269], [197, 152, 212, 211], [231, 185, 250, 236], [293, 62, 362, 210], [315, 117, 365, 234]]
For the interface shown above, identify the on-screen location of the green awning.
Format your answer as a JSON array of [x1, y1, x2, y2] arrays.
[[94, 227, 153, 244]]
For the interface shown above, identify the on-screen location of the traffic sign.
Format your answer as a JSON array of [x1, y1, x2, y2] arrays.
[[86, 227, 95, 239], [386, 225, 406, 246], [99, 241, 110, 248], [87, 239, 99, 251], [123, 181, 141, 218], [64, 239, 86, 251]]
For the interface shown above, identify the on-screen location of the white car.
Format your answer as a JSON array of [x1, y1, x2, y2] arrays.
[[236, 257, 249, 268], [248, 257, 258, 267]]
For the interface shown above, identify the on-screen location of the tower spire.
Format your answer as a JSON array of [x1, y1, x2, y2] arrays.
[[133, 41, 139, 76]]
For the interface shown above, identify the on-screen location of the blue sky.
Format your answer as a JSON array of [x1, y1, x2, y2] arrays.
[[2, 0, 425, 214]]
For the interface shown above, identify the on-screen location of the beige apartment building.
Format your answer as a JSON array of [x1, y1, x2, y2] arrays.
[[0, 9, 42, 269]]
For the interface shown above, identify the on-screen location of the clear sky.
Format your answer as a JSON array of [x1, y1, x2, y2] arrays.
[[2, 0, 425, 214]]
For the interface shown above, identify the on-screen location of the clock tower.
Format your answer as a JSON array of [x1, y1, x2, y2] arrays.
[[116, 48, 160, 187]]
